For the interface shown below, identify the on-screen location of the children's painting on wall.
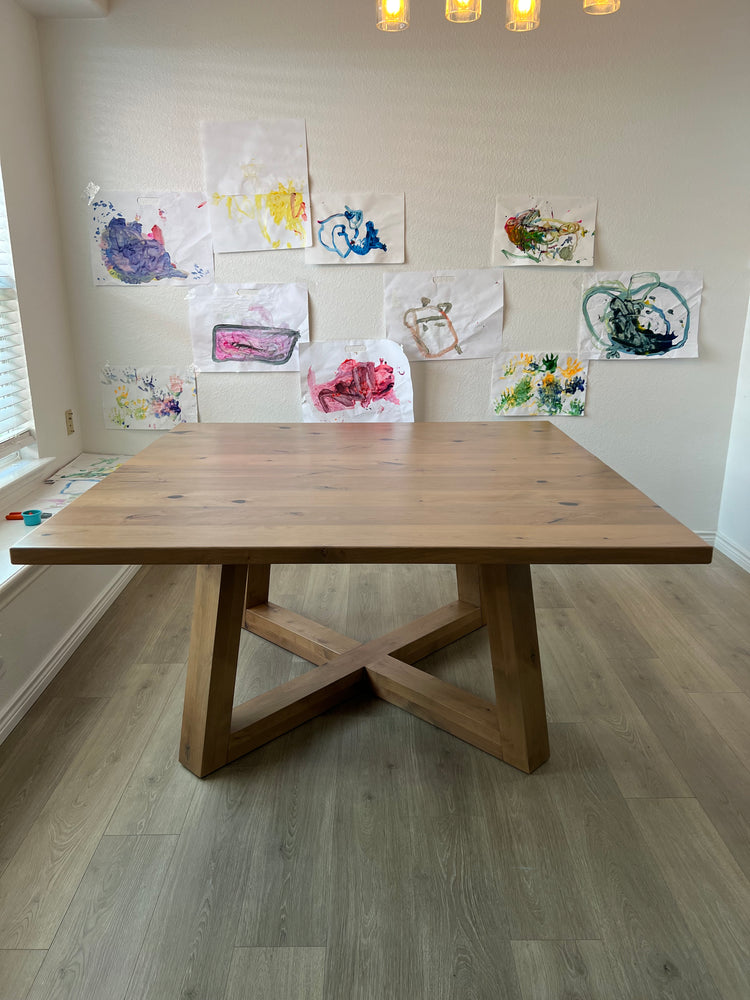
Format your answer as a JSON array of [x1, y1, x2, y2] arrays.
[[579, 271, 702, 360], [89, 193, 213, 285], [188, 283, 309, 373], [493, 196, 597, 267], [491, 353, 588, 417], [305, 193, 404, 265], [300, 340, 413, 422], [201, 119, 311, 253], [101, 366, 197, 429], [383, 268, 503, 361]]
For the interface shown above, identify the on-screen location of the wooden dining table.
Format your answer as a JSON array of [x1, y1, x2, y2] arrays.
[[10, 421, 712, 778]]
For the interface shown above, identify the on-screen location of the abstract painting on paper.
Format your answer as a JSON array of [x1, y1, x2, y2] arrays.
[[491, 353, 588, 417], [46, 454, 131, 481], [188, 283, 309, 373], [300, 340, 413, 422], [384, 268, 503, 361], [89, 193, 212, 285], [101, 366, 198, 429], [305, 193, 404, 265], [579, 271, 702, 359], [201, 119, 311, 253], [493, 196, 597, 267]]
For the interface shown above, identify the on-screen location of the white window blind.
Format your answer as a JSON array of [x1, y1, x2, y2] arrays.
[[0, 166, 35, 460]]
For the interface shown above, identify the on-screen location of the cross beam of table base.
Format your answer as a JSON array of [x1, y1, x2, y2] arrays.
[[179, 563, 550, 778]]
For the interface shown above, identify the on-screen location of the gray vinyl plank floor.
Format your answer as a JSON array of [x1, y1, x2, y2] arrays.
[[1, 558, 749, 999]]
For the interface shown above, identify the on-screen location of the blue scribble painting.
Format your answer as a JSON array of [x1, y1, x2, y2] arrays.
[[306, 192, 404, 265], [90, 192, 213, 286]]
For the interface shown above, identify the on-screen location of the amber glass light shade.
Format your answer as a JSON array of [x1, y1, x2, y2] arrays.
[[584, 0, 620, 12], [376, 0, 409, 31], [506, 0, 541, 31], [446, 0, 482, 23]]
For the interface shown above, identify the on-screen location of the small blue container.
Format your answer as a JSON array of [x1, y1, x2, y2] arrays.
[[22, 509, 42, 526]]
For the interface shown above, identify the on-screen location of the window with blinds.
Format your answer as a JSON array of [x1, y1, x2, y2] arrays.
[[0, 165, 35, 462]]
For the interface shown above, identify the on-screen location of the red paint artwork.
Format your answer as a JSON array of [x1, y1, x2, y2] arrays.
[[307, 358, 400, 414]]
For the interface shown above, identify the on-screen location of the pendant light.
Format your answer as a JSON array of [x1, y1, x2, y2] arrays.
[[376, 0, 409, 31], [583, 0, 620, 12], [446, 0, 482, 22], [506, 0, 541, 32]]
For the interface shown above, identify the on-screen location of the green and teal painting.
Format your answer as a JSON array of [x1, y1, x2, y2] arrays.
[[578, 271, 702, 360]]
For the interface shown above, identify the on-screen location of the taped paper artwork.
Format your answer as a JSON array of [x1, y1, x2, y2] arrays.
[[188, 283, 309, 372], [300, 340, 413, 423], [201, 119, 311, 253], [492, 353, 588, 417], [384, 268, 503, 361], [305, 193, 404, 265], [493, 196, 596, 267], [579, 271, 702, 359], [101, 366, 198, 429], [89, 193, 212, 285]]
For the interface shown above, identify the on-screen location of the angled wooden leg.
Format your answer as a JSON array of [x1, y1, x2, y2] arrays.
[[180, 564, 248, 777], [480, 563, 550, 773], [455, 564, 484, 622], [245, 563, 271, 610]]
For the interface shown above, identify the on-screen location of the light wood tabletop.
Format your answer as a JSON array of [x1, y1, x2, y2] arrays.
[[10, 422, 712, 780], [10, 421, 711, 567]]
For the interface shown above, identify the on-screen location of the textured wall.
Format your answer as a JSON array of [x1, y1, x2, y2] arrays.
[[0, 0, 82, 461], [37, 0, 750, 533]]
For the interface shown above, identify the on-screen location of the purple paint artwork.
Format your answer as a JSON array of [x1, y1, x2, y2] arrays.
[[97, 215, 187, 284], [90, 193, 213, 286], [307, 358, 399, 413], [212, 325, 300, 366]]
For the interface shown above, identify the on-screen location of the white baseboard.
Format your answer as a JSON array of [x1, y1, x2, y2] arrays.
[[696, 530, 716, 545], [714, 532, 750, 574], [0, 565, 139, 744]]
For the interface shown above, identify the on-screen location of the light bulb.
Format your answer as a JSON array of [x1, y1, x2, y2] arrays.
[[583, 0, 620, 13], [506, 0, 540, 31], [446, 0, 481, 21], [376, 0, 409, 31]]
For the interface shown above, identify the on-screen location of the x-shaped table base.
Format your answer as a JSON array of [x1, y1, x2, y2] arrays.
[[179, 564, 550, 778]]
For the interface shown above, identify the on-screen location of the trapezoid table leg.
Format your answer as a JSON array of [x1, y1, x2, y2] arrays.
[[180, 563, 249, 777], [455, 564, 484, 621], [480, 563, 550, 773]]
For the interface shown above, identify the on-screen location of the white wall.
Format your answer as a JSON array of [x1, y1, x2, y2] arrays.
[[0, 0, 131, 738], [718, 304, 750, 568], [0, 0, 82, 460], [35, 0, 750, 536]]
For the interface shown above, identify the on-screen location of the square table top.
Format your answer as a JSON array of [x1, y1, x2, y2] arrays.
[[10, 422, 712, 567]]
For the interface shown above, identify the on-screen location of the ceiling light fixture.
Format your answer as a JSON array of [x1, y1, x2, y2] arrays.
[[584, 0, 620, 12], [376, 0, 410, 31], [505, 0, 541, 32], [445, 0, 482, 22], [377, 0, 620, 32]]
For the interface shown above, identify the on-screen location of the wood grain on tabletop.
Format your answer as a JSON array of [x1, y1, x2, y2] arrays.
[[9, 422, 711, 565]]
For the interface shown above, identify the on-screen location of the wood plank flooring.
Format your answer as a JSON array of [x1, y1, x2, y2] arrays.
[[0, 555, 749, 999]]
